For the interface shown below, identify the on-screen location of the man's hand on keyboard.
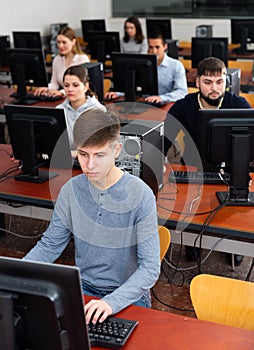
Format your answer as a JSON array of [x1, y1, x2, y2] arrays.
[[144, 95, 162, 103], [85, 299, 112, 324]]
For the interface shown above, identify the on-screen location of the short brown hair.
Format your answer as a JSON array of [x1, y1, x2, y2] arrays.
[[197, 57, 226, 77], [73, 109, 120, 148]]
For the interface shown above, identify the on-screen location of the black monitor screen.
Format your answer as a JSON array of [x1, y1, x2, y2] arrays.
[[191, 37, 228, 68], [146, 19, 172, 39], [0, 35, 10, 66], [8, 48, 48, 104], [197, 108, 254, 205], [111, 52, 158, 102], [0, 256, 90, 350], [13, 31, 42, 49], [4, 104, 72, 183], [231, 18, 254, 54], [82, 62, 104, 103], [87, 31, 120, 63], [81, 19, 106, 42]]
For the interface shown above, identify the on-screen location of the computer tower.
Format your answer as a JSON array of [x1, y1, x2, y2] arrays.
[[83, 62, 104, 103], [50, 23, 68, 55], [196, 25, 213, 38], [116, 120, 164, 196], [166, 39, 179, 59], [0, 35, 10, 66], [226, 68, 240, 96]]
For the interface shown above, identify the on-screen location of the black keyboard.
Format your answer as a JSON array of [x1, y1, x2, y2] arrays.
[[88, 317, 138, 349], [169, 170, 231, 184], [25, 93, 62, 102], [141, 100, 167, 107], [10, 92, 62, 102]]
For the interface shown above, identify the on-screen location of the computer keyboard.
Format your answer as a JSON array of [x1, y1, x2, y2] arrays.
[[25, 93, 62, 102], [141, 100, 167, 107], [10, 92, 62, 102], [88, 317, 138, 349], [169, 170, 231, 184]]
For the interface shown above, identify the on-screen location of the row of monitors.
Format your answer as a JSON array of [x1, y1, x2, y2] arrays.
[[5, 42, 240, 107], [4, 103, 254, 205]]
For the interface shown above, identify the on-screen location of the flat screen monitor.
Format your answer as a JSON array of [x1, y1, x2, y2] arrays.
[[81, 19, 106, 42], [191, 37, 228, 68], [0, 256, 90, 350], [231, 18, 254, 54], [0, 35, 10, 66], [82, 62, 104, 103], [87, 31, 120, 63], [4, 104, 72, 183], [8, 48, 48, 104], [146, 19, 172, 39], [197, 108, 254, 206], [13, 31, 42, 49], [111, 52, 158, 102]]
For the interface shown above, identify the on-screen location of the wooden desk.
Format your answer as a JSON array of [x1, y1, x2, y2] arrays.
[[158, 164, 254, 256], [0, 86, 64, 109], [84, 296, 254, 350]]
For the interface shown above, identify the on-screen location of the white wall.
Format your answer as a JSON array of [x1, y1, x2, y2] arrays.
[[1, 0, 231, 43], [0, 0, 111, 37]]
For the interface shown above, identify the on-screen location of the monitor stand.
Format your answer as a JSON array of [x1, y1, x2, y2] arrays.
[[216, 191, 254, 206]]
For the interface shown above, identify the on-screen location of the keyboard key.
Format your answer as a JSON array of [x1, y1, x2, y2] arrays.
[[169, 170, 231, 184], [88, 317, 138, 348]]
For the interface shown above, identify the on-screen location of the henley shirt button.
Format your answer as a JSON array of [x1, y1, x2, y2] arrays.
[[98, 213, 102, 216]]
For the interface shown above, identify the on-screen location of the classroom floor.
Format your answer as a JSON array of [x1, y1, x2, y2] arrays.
[[0, 214, 253, 319]]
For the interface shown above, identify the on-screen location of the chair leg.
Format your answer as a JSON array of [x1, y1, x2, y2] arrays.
[[231, 254, 235, 271]]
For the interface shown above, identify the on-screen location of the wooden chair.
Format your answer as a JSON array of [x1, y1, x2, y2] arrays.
[[240, 92, 254, 107], [103, 78, 111, 94], [190, 274, 254, 330], [228, 59, 253, 73], [158, 226, 171, 261], [179, 58, 192, 71]]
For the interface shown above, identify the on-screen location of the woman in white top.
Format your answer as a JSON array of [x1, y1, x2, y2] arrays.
[[35, 27, 90, 98], [56, 64, 106, 151], [121, 16, 148, 54]]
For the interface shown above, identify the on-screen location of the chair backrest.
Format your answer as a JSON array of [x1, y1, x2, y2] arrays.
[[240, 92, 254, 107], [190, 274, 254, 330], [228, 59, 253, 73], [158, 226, 171, 261]]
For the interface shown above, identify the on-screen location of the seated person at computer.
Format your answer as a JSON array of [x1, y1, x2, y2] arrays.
[[34, 26, 90, 98], [105, 33, 187, 103], [164, 56, 250, 263], [121, 16, 148, 54], [23, 109, 160, 324], [56, 65, 106, 152]]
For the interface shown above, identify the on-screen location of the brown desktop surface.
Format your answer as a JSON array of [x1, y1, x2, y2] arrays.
[[84, 295, 254, 350]]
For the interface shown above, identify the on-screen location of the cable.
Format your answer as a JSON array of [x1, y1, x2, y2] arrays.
[[245, 257, 254, 281], [151, 287, 195, 313], [0, 226, 43, 239]]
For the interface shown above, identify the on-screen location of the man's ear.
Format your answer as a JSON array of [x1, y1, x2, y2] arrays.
[[196, 77, 200, 89], [115, 143, 122, 158]]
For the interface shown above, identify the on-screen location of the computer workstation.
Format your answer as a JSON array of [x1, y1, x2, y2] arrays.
[[0, 255, 253, 350]]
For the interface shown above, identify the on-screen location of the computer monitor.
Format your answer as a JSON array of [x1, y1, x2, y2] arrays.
[[0, 35, 10, 66], [146, 19, 172, 39], [4, 104, 72, 183], [191, 37, 229, 68], [8, 48, 48, 105], [87, 31, 120, 63], [0, 256, 90, 350], [231, 18, 254, 54], [197, 109, 254, 206], [82, 62, 104, 103], [81, 19, 106, 42], [111, 52, 158, 102], [13, 31, 42, 49]]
